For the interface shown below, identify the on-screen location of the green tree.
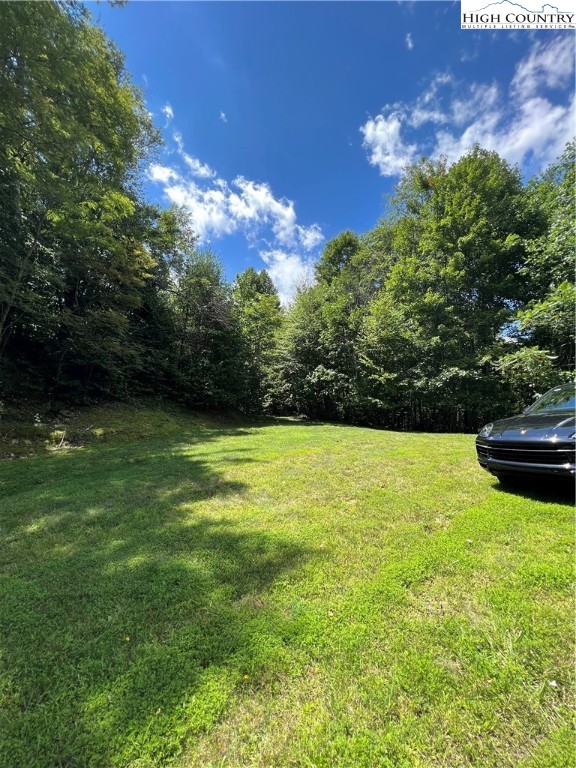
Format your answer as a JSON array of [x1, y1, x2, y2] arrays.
[[358, 147, 532, 430], [516, 140, 575, 369], [274, 276, 365, 422], [171, 249, 245, 408], [0, 1, 158, 397], [128, 206, 197, 396], [232, 267, 282, 413], [271, 284, 327, 416], [315, 230, 361, 285]]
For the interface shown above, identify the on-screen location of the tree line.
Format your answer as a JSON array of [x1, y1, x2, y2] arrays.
[[276, 145, 574, 431], [1, 3, 573, 431]]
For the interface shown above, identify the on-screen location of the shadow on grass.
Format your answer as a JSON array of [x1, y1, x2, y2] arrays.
[[0, 423, 314, 767], [492, 475, 575, 505]]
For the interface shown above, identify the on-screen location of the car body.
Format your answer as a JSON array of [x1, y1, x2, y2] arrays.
[[476, 382, 576, 480]]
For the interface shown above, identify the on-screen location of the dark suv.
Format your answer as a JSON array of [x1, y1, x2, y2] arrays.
[[476, 383, 576, 481]]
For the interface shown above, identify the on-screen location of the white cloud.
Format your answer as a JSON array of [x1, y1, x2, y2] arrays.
[[162, 103, 174, 121], [298, 223, 324, 251], [405, 33, 414, 50], [157, 164, 323, 253], [511, 35, 575, 99], [460, 47, 479, 63], [360, 35, 575, 177], [173, 131, 183, 148], [259, 249, 314, 305], [229, 176, 297, 243], [450, 82, 499, 126], [165, 181, 236, 240], [433, 92, 574, 171], [148, 133, 324, 302], [172, 131, 216, 179], [148, 164, 180, 184], [182, 154, 216, 179], [220, 111, 228, 123], [360, 112, 418, 176], [407, 73, 454, 127]]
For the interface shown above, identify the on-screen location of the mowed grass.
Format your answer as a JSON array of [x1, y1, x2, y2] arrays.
[[0, 405, 573, 768]]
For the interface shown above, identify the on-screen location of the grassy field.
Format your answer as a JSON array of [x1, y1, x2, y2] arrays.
[[0, 404, 573, 768]]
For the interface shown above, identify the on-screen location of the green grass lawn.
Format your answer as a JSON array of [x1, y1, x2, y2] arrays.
[[0, 404, 573, 767]]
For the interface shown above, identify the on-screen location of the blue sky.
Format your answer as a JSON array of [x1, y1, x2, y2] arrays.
[[94, 2, 575, 302]]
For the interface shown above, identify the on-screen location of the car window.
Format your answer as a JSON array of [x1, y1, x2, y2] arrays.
[[526, 385, 576, 414]]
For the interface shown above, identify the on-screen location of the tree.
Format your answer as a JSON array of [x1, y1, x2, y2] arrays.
[[0, 2, 158, 397], [170, 249, 245, 408], [515, 140, 575, 369], [232, 267, 282, 413], [315, 231, 361, 285], [128, 206, 197, 396], [357, 147, 534, 430]]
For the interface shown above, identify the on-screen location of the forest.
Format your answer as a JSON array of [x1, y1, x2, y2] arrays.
[[1, 2, 574, 432]]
